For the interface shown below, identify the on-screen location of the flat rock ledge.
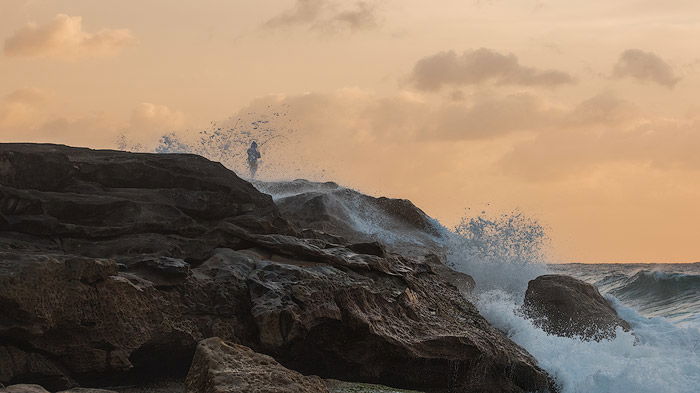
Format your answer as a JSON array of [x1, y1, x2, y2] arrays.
[[523, 274, 631, 341]]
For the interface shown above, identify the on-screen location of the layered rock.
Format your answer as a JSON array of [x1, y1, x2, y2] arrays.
[[0, 144, 553, 392], [523, 274, 631, 341], [185, 337, 328, 393]]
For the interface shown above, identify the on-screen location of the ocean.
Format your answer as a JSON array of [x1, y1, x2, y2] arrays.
[[551, 263, 700, 328]]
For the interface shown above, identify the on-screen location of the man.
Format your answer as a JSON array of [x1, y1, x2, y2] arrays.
[[246, 141, 261, 179]]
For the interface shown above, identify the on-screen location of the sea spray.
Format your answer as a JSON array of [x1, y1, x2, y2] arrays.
[[445, 211, 549, 295]]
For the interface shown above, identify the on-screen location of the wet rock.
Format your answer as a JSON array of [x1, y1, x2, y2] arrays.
[[346, 242, 386, 258], [255, 180, 446, 257], [185, 337, 328, 393], [523, 274, 631, 340]]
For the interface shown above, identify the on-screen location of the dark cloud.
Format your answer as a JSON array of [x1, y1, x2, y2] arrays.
[[613, 49, 681, 88], [408, 48, 576, 91], [264, 0, 379, 33]]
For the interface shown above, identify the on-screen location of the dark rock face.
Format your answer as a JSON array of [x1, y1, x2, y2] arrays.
[[185, 337, 329, 393], [0, 143, 292, 258], [0, 144, 553, 393], [523, 274, 631, 341]]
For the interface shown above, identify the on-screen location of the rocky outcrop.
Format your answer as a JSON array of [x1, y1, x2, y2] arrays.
[[523, 274, 631, 341], [185, 337, 328, 393], [0, 144, 554, 393], [0, 385, 50, 393], [255, 180, 446, 257]]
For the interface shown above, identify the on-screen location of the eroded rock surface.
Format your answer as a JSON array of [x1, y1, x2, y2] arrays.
[[0, 144, 553, 393], [523, 274, 631, 340], [0, 385, 50, 393], [185, 337, 328, 393]]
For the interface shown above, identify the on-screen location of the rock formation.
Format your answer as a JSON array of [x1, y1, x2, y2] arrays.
[[185, 337, 328, 393], [0, 385, 51, 393], [0, 144, 554, 392], [523, 274, 631, 341]]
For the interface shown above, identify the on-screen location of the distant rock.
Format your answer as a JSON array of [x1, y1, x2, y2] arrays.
[[0, 144, 553, 393], [523, 274, 631, 340], [185, 337, 328, 393]]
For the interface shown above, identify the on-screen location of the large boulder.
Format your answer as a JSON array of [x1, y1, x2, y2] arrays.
[[185, 337, 328, 393], [523, 274, 631, 341], [0, 144, 553, 393]]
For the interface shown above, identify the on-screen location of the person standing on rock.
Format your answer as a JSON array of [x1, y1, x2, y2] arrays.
[[247, 141, 261, 179]]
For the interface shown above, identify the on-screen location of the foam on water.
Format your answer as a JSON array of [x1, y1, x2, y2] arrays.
[[475, 289, 700, 393]]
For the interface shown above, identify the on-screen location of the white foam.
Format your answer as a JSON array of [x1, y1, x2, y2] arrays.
[[475, 290, 700, 393]]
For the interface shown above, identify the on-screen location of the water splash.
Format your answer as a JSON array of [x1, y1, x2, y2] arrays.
[[445, 210, 549, 294], [117, 109, 303, 180]]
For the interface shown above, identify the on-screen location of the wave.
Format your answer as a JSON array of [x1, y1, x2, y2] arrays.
[[605, 270, 700, 325], [612, 270, 700, 299]]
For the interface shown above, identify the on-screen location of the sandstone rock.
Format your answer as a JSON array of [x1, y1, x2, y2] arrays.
[[523, 274, 631, 341], [185, 337, 328, 393], [0, 385, 50, 393], [0, 144, 553, 393], [0, 344, 74, 390], [326, 380, 423, 393]]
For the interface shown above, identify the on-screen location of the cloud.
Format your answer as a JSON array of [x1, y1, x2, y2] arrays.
[[408, 48, 576, 91], [430, 93, 563, 139], [234, 89, 699, 184], [264, 0, 379, 33], [612, 49, 681, 88], [236, 88, 571, 145], [563, 92, 638, 127], [0, 97, 183, 148], [129, 103, 185, 133], [3, 14, 136, 59], [499, 114, 700, 181], [0, 87, 52, 127]]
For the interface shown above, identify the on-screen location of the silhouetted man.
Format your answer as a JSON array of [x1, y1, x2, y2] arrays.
[[247, 141, 261, 179]]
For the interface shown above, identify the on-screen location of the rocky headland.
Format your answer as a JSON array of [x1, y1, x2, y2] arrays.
[[0, 143, 626, 393]]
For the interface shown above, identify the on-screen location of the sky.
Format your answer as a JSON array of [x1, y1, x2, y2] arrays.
[[2, 0, 699, 263]]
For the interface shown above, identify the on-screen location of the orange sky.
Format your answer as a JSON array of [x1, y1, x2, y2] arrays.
[[2, 0, 699, 263]]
